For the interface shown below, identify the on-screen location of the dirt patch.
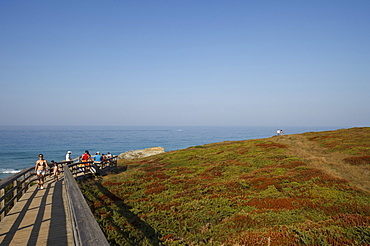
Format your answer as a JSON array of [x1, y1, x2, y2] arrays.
[[272, 134, 370, 191]]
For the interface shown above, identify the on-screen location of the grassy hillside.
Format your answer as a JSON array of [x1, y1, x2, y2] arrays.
[[80, 127, 370, 246]]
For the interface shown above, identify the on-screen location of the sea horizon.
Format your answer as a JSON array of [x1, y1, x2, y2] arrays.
[[0, 125, 351, 180]]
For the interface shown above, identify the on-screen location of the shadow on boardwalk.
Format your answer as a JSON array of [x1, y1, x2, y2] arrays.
[[0, 176, 72, 246]]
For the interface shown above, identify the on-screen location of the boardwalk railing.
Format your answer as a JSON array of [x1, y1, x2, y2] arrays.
[[65, 157, 117, 179], [63, 165, 109, 246], [0, 156, 117, 245], [63, 156, 116, 245], [0, 167, 35, 220]]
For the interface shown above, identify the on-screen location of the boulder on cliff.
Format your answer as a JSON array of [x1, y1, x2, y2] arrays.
[[117, 147, 165, 160]]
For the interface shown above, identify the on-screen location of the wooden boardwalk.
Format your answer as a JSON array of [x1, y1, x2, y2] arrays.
[[0, 174, 73, 246]]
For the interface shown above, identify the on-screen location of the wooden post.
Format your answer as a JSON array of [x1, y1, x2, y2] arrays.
[[22, 174, 26, 196], [13, 180, 18, 205], [25, 171, 31, 191], [0, 188, 4, 220]]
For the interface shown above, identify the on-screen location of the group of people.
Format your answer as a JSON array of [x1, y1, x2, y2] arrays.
[[276, 129, 285, 136], [75, 150, 113, 171], [34, 150, 113, 190], [65, 150, 112, 163]]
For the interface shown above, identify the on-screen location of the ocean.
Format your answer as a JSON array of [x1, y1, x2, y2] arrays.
[[0, 125, 346, 180]]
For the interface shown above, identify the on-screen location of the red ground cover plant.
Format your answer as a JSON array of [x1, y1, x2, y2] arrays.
[[333, 214, 370, 227], [249, 176, 278, 191], [232, 228, 299, 246], [141, 172, 169, 181], [343, 155, 370, 165], [145, 182, 166, 195]]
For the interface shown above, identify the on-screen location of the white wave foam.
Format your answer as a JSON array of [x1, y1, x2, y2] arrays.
[[0, 169, 20, 174]]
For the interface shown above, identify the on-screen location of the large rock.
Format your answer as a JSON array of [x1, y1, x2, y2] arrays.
[[117, 147, 165, 160]]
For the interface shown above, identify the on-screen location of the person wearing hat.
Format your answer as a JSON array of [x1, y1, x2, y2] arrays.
[[66, 151, 72, 162]]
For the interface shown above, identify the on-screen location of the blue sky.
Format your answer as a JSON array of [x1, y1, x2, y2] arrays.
[[1, 1, 369, 126]]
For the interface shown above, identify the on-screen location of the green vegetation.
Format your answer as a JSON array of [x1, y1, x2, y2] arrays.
[[80, 127, 370, 245]]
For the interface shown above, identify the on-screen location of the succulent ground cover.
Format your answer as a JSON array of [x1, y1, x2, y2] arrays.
[[80, 127, 370, 245]]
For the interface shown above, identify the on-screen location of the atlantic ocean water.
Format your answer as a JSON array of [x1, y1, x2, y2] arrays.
[[0, 126, 345, 180]]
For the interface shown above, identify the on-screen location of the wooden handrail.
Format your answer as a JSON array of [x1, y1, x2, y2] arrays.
[[0, 167, 34, 189], [63, 166, 109, 246], [66, 156, 117, 179], [0, 167, 36, 220]]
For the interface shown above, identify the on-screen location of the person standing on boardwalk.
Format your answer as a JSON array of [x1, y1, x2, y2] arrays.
[[80, 150, 91, 171], [93, 151, 103, 167], [106, 152, 112, 158], [106, 152, 112, 165], [65, 151, 72, 162], [51, 160, 60, 181], [35, 154, 49, 190]]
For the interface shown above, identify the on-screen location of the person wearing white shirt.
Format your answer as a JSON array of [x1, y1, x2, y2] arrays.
[[66, 151, 72, 162]]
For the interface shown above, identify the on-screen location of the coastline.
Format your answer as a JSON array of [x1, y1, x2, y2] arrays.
[[0, 126, 350, 180]]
